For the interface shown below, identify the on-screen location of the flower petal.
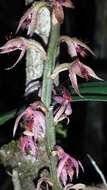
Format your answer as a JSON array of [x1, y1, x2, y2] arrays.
[[69, 157, 79, 178], [0, 37, 27, 69], [33, 111, 46, 139], [59, 36, 95, 57], [0, 37, 46, 69], [0, 37, 24, 53], [33, 111, 46, 129], [16, 1, 49, 36], [64, 183, 85, 190], [5, 47, 26, 70], [79, 62, 102, 81], [27, 8, 38, 37], [53, 145, 84, 186], [20, 135, 36, 156], [16, 6, 33, 34], [72, 37, 95, 56], [53, 3, 64, 24], [62, 0, 74, 8], [54, 105, 66, 123], [53, 96, 64, 104], [60, 167, 68, 186], [13, 110, 27, 136], [57, 154, 69, 179], [69, 69, 81, 96], [65, 103, 72, 115], [36, 177, 53, 190], [50, 63, 70, 80]]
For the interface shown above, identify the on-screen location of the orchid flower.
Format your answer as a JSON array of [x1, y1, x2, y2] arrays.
[[53, 88, 72, 124], [13, 101, 47, 142], [52, 0, 74, 24], [16, 1, 49, 37], [68, 59, 102, 96], [23, 109, 46, 141], [36, 177, 53, 190], [52, 145, 84, 186], [0, 37, 46, 69], [51, 59, 102, 96], [20, 135, 36, 156], [59, 36, 95, 57]]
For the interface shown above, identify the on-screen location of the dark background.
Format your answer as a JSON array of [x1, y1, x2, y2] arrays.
[[0, 0, 107, 189]]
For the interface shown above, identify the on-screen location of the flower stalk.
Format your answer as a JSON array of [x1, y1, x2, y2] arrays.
[[41, 23, 61, 189]]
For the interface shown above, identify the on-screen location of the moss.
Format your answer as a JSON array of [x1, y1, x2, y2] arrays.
[[0, 140, 50, 190]]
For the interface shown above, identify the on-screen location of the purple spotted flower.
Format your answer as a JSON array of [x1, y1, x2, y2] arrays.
[[52, 145, 84, 186], [16, 1, 49, 37], [59, 36, 95, 57], [51, 59, 102, 96], [68, 59, 102, 96], [13, 101, 47, 142]]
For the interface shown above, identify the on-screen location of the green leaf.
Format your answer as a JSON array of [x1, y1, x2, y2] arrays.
[[70, 81, 107, 102], [0, 106, 25, 125], [0, 109, 17, 125]]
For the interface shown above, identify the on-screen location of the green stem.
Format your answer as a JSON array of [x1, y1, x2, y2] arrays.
[[41, 23, 61, 189], [42, 23, 60, 106]]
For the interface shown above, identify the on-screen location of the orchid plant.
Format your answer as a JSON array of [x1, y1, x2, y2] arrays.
[[0, 0, 105, 190]]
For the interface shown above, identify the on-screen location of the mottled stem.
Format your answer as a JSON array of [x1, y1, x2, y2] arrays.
[[41, 23, 61, 190]]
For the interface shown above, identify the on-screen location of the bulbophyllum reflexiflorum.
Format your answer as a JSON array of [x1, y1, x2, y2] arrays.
[[13, 101, 47, 158], [53, 87, 72, 124], [0, 37, 46, 69], [50, 36, 102, 96], [59, 35, 95, 57], [0, 0, 103, 189], [16, 1, 49, 37], [52, 145, 84, 186], [51, 59, 102, 96], [13, 101, 47, 138]]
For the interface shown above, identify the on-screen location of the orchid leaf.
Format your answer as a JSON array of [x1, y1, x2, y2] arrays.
[[70, 81, 107, 102], [0, 106, 25, 125], [0, 109, 17, 125]]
